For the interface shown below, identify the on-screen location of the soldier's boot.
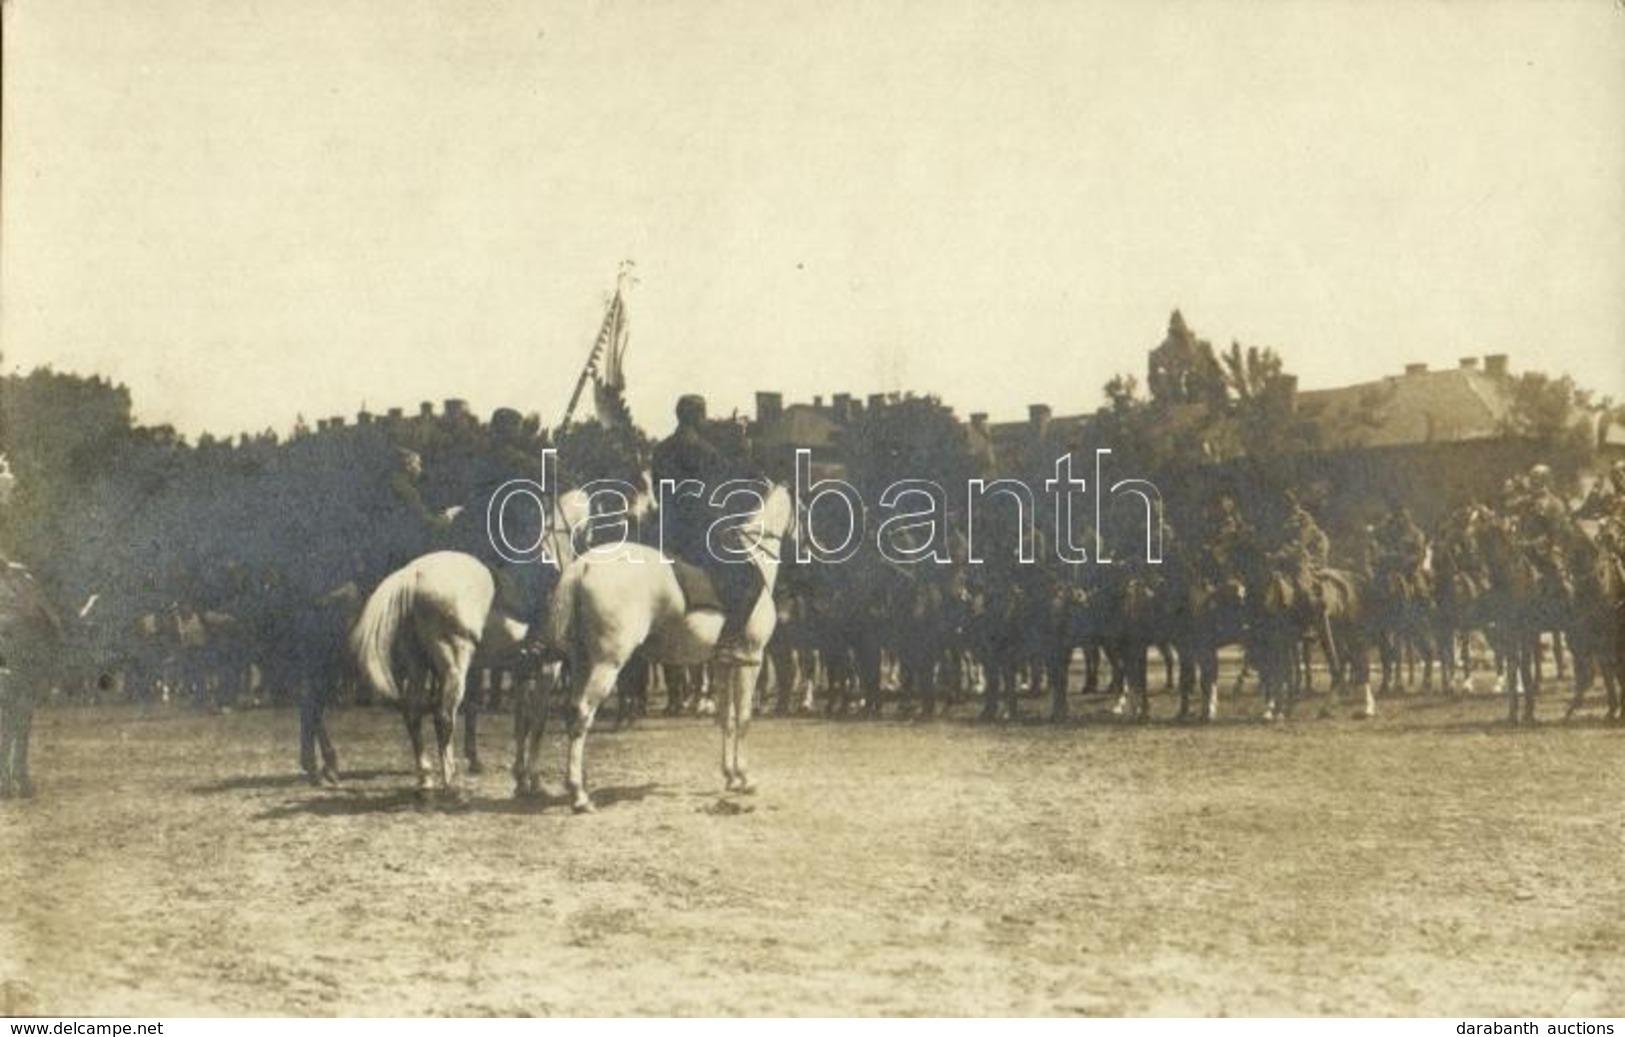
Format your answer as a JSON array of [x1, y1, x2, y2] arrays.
[[713, 567, 763, 667]]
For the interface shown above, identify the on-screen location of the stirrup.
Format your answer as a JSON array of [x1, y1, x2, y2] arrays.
[[712, 634, 756, 667]]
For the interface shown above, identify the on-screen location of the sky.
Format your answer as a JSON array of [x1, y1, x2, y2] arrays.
[[4, 0, 1624, 438]]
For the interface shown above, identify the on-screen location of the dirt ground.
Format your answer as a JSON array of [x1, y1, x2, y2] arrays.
[[1, 678, 1622, 1017]]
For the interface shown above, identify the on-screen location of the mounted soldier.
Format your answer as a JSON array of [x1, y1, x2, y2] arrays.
[[650, 394, 763, 665], [459, 408, 556, 637], [1515, 463, 1576, 598], [1270, 497, 1330, 606], [1202, 493, 1254, 585], [1575, 460, 1625, 524], [1374, 502, 1428, 598], [366, 447, 455, 585]]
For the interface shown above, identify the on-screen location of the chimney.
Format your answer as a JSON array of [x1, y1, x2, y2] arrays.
[[832, 393, 851, 420], [1458, 357, 1479, 371], [329, 415, 346, 429], [970, 412, 989, 433], [755, 391, 784, 424], [1404, 362, 1429, 377], [387, 407, 404, 421], [356, 411, 373, 426], [444, 398, 467, 419], [1029, 404, 1053, 441], [868, 393, 888, 411], [420, 401, 435, 418], [1484, 354, 1509, 377], [812, 395, 824, 409]]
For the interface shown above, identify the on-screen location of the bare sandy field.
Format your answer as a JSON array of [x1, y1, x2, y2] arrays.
[[1, 687, 1621, 1017]]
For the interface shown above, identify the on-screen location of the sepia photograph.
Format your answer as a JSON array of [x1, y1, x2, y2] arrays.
[[2, 0, 1624, 1019]]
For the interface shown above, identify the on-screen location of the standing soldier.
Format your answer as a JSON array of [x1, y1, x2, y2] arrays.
[[0, 457, 63, 799], [650, 395, 762, 665]]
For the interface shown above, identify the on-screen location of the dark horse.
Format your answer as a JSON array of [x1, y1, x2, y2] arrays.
[[1431, 509, 1495, 697], [1172, 572, 1249, 722], [1368, 567, 1437, 695], [0, 559, 65, 799], [1564, 520, 1625, 721], [1470, 510, 1562, 724]]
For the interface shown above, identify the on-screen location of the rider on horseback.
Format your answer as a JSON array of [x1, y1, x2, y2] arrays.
[[1515, 463, 1576, 598], [1271, 496, 1330, 608], [1374, 502, 1428, 598], [471, 409, 558, 647], [1576, 460, 1625, 524], [1202, 494, 1253, 585], [651, 394, 762, 666], [372, 447, 454, 581]]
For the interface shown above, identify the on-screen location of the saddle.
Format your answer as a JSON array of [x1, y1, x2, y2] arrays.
[[670, 557, 725, 614]]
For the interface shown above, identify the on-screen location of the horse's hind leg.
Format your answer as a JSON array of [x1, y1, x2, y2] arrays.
[[430, 707, 458, 800], [512, 667, 552, 799], [404, 705, 434, 797], [430, 636, 478, 798], [721, 661, 762, 793], [462, 670, 485, 775], [300, 686, 340, 786], [565, 661, 621, 814]]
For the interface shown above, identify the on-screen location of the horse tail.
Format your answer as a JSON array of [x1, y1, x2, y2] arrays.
[[349, 569, 415, 702]]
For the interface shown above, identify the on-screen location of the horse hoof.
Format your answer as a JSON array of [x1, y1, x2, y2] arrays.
[[465, 760, 485, 776], [320, 767, 341, 787], [572, 799, 596, 815], [736, 780, 757, 796]]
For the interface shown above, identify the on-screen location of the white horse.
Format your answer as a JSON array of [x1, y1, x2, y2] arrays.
[[345, 490, 587, 799], [545, 482, 798, 813]]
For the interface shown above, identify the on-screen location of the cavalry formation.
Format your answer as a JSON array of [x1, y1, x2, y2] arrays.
[[4, 432, 1623, 810], [309, 458, 1625, 813]]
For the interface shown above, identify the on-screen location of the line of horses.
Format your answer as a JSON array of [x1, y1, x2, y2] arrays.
[[5, 482, 1619, 809], [311, 488, 1623, 814]]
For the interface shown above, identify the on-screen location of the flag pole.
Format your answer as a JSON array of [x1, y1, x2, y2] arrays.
[[559, 262, 635, 429]]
